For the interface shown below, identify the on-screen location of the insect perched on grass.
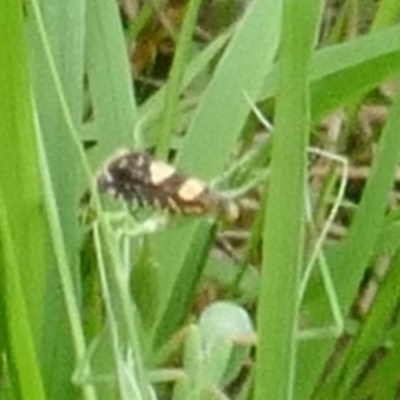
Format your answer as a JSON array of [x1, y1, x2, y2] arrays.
[[90, 149, 239, 222]]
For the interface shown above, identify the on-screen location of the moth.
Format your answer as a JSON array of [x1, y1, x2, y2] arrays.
[[92, 149, 239, 221]]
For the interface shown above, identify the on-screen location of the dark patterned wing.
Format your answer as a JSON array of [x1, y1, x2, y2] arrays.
[[95, 149, 238, 221]]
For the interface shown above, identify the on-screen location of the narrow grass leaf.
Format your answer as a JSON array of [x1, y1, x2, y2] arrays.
[[0, 2, 47, 397], [178, 0, 282, 177], [139, 26, 234, 132], [149, 220, 216, 353], [0, 198, 46, 400], [254, 2, 321, 399], [331, 90, 400, 325], [86, 0, 138, 162], [347, 309, 400, 400], [26, 0, 86, 396], [261, 25, 400, 120], [372, 0, 400, 31], [34, 115, 97, 400], [156, 0, 203, 158], [336, 249, 400, 398]]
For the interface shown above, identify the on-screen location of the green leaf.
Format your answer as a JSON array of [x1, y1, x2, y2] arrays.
[[0, 0, 48, 397], [255, 2, 321, 399]]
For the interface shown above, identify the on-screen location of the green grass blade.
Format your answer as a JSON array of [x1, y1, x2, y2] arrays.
[[177, 0, 282, 177], [261, 25, 400, 120], [26, 0, 88, 396], [338, 249, 400, 398], [347, 296, 400, 400], [85, 0, 138, 161], [254, 2, 321, 400], [0, 0, 47, 398], [91, 223, 151, 400], [332, 90, 400, 319], [0, 200, 46, 400], [156, 0, 203, 158], [34, 114, 97, 400], [139, 26, 234, 131], [372, 0, 400, 31], [149, 220, 215, 353]]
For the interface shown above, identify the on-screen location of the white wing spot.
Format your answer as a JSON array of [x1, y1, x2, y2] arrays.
[[149, 161, 176, 184], [118, 157, 129, 169], [178, 178, 206, 201]]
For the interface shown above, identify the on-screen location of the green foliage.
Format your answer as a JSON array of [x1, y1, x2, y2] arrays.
[[1, 0, 400, 399]]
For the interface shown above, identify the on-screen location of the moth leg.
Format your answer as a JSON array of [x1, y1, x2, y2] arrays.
[[101, 208, 169, 240]]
